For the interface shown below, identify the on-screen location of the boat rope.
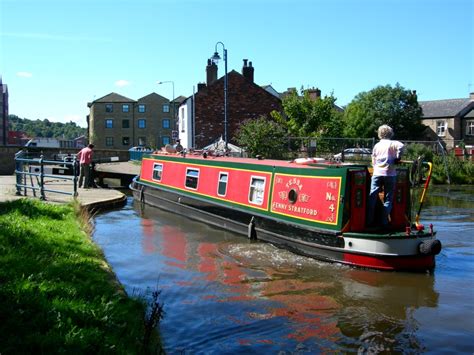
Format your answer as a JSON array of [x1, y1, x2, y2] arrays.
[[415, 161, 433, 230]]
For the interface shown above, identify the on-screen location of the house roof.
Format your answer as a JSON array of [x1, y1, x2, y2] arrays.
[[93, 92, 135, 103], [191, 70, 282, 104], [138, 92, 168, 102], [419, 97, 474, 118]]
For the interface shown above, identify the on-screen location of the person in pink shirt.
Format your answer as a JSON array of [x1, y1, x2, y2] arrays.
[[76, 144, 94, 188], [367, 125, 404, 227]]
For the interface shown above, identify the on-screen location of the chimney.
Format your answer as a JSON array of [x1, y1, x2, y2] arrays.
[[242, 59, 254, 83], [306, 87, 321, 100], [197, 83, 206, 92], [206, 58, 217, 85], [470, 92, 474, 100]]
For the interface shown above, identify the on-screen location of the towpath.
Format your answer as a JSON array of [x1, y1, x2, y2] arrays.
[[0, 161, 140, 210]]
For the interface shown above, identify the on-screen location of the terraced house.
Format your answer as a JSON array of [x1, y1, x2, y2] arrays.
[[420, 92, 474, 149], [87, 92, 177, 150]]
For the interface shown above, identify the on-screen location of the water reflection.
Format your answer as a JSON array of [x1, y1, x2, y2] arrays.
[[92, 198, 447, 353]]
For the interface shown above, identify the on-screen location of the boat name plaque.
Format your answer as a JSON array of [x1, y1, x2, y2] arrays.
[[271, 174, 341, 225]]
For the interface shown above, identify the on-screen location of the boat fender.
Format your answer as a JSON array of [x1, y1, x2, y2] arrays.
[[139, 188, 145, 203], [248, 217, 257, 240], [418, 239, 442, 255]]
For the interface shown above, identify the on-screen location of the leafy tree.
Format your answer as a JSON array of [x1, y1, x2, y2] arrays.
[[234, 116, 288, 159], [271, 89, 344, 138], [343, 83, 424, 140], [8, 114, 86, 140]]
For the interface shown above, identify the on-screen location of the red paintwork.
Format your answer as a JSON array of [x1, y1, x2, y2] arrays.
[[391, 171, 409, 228], [141, 157, 273, 211], [270, 173, 342, 225], [349, 170, 368, 231], [343, 252, 435, 271]]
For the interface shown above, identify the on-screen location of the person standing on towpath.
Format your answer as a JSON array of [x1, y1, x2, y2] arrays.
[[77, 144, 94, 188]]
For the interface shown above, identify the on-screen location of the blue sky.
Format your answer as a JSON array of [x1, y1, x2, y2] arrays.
[[1, 0, 473, 128]]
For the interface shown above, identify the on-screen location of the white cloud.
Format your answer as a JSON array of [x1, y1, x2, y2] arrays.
[[17, 72, 33, 78], [115, 79, 130, 87]]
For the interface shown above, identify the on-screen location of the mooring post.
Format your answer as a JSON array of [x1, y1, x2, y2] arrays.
[[39, 155, 45, 200], [73, 156, 78, 197]]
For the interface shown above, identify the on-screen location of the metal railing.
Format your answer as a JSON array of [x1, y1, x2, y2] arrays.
[[15, 150, 78, 200]]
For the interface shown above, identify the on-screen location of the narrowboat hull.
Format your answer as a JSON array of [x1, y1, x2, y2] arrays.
[[131, 163, 440, 272]]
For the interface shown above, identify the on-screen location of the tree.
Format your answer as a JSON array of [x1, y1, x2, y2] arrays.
[[234, 116, 288, 159], [271, 89, 344, 139], [8, 115, 86, 139], [343, 83, 424, 140]]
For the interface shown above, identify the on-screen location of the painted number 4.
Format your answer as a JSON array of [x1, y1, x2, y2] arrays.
[[329, 204, 335, 212]]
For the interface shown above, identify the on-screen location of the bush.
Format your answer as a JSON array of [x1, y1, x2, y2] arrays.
[[432, 154, 474, 184]]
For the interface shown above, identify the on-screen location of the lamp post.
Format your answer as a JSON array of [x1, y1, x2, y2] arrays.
[[211, 41, 228, 149], [157, 80, 176, 142]]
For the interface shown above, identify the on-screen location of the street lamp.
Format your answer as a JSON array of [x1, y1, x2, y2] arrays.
[[157, 80, 176, 142], [211, 41, 228, 149]]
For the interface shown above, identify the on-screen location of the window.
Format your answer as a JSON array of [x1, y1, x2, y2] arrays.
[[162, 136, 170, 145], [162, 119, 170, 129], [138, 137, 146, 146], [122, 119, 130, 128], [105, 119, 113, 128], [180, 107, 185, 132], [106, 137, 114, 146], [163, 104, 170, 113], [467, 120, 474, 136], [217, 172, 228, 196], [185, 168, 199, 189], [138, 119, 146, 129], [436, 120, 447, 136], [249, 177, 266, 205], [122, 104, 130, 112], [138, 104, 146, 113], [122, 137, 130, 145], [105, 104, 113, 112], [152, 163, 163, 181]]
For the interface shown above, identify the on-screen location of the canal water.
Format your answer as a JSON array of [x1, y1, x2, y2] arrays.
[[92, 186, 474, 354]]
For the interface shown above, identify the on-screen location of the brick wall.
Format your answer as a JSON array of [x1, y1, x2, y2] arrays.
[[194, 71, 281, 148]]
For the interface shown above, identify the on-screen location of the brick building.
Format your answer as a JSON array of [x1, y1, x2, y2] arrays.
[[178, 59, 282, 149], [88, 92, 176, 150], [0, 77, 8, 146]]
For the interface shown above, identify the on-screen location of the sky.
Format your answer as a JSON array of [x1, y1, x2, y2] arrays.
[[0, 0, 473, 128]]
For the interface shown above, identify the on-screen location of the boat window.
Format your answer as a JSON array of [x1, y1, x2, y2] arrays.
[[217, 172, 228, 196], [185, 168, 199, 189], [249, 177, 266, 205], [152, 163, 163, 181]]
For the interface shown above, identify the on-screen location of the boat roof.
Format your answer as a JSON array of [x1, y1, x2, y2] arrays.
[[149, 151, 366, 169]]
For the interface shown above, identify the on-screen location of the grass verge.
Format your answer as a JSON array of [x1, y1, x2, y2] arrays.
[[0, 198, 162, 354]]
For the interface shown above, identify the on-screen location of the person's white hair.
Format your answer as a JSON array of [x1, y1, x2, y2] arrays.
[[378, 125, 394, 139]]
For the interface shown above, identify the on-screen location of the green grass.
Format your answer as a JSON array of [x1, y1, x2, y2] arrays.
[[0, 199, 162, 354]]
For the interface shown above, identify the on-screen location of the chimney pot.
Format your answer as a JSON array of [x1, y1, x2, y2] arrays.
[[197, 83, 206, 92], [206, 59, 217, 85], [242, 58, 255, 83]]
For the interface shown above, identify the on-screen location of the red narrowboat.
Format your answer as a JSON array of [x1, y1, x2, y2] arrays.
[[130, 151, 441, 271]]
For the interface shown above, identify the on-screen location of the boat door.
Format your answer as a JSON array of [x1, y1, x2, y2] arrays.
[[349, 169, 368, 232]]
